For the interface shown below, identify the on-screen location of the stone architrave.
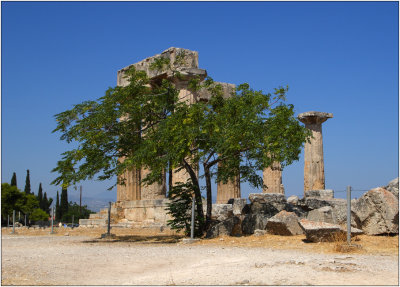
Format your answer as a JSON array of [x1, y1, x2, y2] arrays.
[[263, 162, 284, 194], [297, 111, 333, 193]]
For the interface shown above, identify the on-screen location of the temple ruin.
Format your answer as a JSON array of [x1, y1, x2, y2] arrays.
[[79, 48, 334, 229]]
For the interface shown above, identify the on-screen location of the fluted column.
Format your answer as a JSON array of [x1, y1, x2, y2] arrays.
[[263, 162, 284, 194], [298, 111, 333, 193], [216, 160, 241, 203]]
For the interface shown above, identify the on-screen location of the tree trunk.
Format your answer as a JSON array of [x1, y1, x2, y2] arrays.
[[182, 160, 205, 233], [203, 164, 212, 229]]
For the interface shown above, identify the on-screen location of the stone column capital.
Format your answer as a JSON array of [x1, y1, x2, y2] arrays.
[[298, 111, 333, 125]]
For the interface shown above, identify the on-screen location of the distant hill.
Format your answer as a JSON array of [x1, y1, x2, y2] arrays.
[[68, 192, 116, 212]]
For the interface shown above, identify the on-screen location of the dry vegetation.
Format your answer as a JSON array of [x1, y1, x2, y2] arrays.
[[2, 226, 398, 256]]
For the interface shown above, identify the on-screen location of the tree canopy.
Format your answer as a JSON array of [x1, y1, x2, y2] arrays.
[[52, 65, 310, 234]]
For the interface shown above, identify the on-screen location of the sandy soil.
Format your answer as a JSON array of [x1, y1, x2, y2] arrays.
[[1, 227, 398, 285]]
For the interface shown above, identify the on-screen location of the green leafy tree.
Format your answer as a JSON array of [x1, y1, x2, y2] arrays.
[[21, 194, 40, 216], [1, 183, 25, 221], [166, 180, 204, 237], [52, 65, 309, 235], [11, 172, 17, 187], [30, 208, 49, 222], [61, 201, 94, 223], [56, 191, 61, 221], [37, 183, 43, 209], [24, 169, 31, 195]]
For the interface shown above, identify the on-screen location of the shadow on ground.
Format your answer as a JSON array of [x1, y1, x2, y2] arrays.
[[83, 234, 185, 244]]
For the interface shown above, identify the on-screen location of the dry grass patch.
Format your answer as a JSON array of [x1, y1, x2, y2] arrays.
[[195, 233, 398, 255]]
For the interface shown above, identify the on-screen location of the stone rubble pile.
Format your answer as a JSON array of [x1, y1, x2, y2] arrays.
[[205, 178, 399, 239]]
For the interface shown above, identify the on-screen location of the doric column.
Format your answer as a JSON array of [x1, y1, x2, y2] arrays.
[[140, 169, 166, 200], [263, 162, 284, 194], [216, 160, 241, 203], [117, 167, 141, 201], [298, 111, 333, 193]]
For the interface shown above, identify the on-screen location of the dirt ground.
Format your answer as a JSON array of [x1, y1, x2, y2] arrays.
[[1, 226, 398, 285]]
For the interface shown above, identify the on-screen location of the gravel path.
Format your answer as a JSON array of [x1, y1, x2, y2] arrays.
[[2, 235, 398, 285]]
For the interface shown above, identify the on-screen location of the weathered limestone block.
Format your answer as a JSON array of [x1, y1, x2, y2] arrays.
[[254, 229, 267, 236], [307, 206, 335, 224], [197, 82, 236, 102], [117, 47, 201, 86], [241, 214, 269, 235], [248, 193, 287, 216], [352, 187, 399, 235], [263, 162, 284, 194], [227, 198, 247, 215], [298, 219, 341, 242], [211, 204, 233, 221], [287, 195, 299, 205], [206, 216, 241, 238], [266, 210, 303, 236], [298, 111, 333, 193], [384, 177, 399, 199], [304, 189, 334, 200]]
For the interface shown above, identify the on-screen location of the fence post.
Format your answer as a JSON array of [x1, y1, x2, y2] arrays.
[[11, 210, 15, 234], [107, 202, 111, 236], [347, 186, 351, 244], [7, 215, 9, 228], [72, 215, 74, 229], [50, 207, 54, 234], [190, 194, 195, 239]]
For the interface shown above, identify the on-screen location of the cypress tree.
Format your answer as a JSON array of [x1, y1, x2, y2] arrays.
[[24, 170, 31, 194], [43, 192, 51, 214], [38, 183, 43, 209], [60, 187, 68, 219], [56, 191, 61, 221], [11, 172, 17, 187]]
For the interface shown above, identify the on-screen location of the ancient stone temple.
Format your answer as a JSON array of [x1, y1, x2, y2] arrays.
[[116, 47, 241, 203], [298, 111, 333, 193]]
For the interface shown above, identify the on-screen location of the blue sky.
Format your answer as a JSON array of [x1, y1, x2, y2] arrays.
[[2, 1, 398, 207]]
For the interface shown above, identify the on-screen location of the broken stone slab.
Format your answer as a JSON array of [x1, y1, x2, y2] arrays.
[[304, 189, 334, 200], [211, 204, 234, 221], [352, 187, 399, 235], [266, 211, 303, 236], [248, 193, 287, 217], [227, 198, 247, 215], [384, 177, 399, 199], [206, 216, 241, 238], [287, 195, 299, 205], [241, 214, 269, 235], [298, 219, 342, 242], [307, 206, 335, 224], [254, 229, 267, 236], [339, 226, 364, 236]]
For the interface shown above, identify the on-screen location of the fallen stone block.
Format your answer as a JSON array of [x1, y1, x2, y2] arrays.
[[254, 229, 266, 236], [227, 198, 247, 215], [206, 216, 241, 238], [352, 187, 398, 235], [307, 206, 335, 224], [241, 214, 269, 235], [266, 211, 303, 236], [211, 204, 233, 221], [384, 178, 399, 199], [305, 189, 334, 199], [287, 195, 299, 205], [298, 219, 341, 242]]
